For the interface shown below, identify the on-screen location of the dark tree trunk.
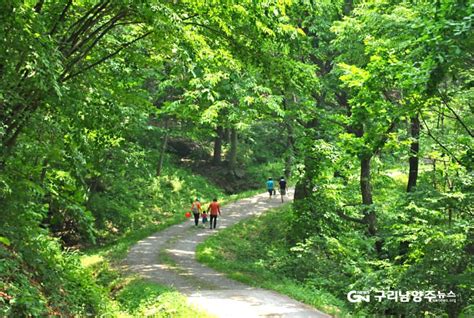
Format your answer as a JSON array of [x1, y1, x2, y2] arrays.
[[156, 120, 169, 177], [343, 0, 354, 15], [360, 154, 376, 236], [360, 155, 373, 205], [284, 122, 295, 179], [293, 118, 320, 202], [294, 177, 311, 202], [40, 159, 49, 183], [407, 115, 420, 192], [224, 127, 231, 144], [228, 128, 238, 169], [281, 98, 295, 179], [293, 148, 314, 203], [213, 126, 224, 165]]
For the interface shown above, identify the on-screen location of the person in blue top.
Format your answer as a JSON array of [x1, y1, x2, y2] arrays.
[[266, 177, 274, 198]]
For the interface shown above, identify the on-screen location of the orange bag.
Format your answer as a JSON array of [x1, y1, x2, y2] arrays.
[[185, 212, 191, 218]]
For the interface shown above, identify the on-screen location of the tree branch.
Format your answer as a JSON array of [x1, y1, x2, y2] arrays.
[[372, 120, 397, 154], [343, 202, 361, 207], [1, 100, 40, 152], [62, 11, 127, 74], [65, 1, 110, 36], [440, 95, 473, 137], [61, 30, 153, 82], [62, 1, 111, 54], [183, 21, 232, 40], [180, 13, 199, 21], [420, 113, 464, 166], [50, 0, 73, 35], [318, 113, 349, 130], [114, 21, 143, 27], [431, 106, 457, 120], [382, 90, 402, 106], [66, 4, 113, 56]]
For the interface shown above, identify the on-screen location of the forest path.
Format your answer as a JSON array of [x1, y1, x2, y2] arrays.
[[124, 190, 330, 318]]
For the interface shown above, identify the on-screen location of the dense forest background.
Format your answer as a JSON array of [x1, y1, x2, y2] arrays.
[[0, 0, 472, 317]]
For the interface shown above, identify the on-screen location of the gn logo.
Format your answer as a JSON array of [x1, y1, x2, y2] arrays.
[[347, 291, 371, 303]]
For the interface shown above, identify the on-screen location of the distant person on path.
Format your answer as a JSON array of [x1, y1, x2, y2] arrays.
[[279, 176, 287, 202], [207, 198, 221, 229], [202, 211, 208, 225], [266, 177, 274, 198], [191, 198, 202, 227]]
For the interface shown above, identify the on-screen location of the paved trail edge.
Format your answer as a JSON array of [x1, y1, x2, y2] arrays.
[[124, 191, 331, 318]]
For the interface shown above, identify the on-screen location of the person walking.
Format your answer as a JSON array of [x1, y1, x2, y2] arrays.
[[266, 177, 274, 198], [191, 198, 202, 227], [207, 198, 221, 229], [279, 176, 287, 202]]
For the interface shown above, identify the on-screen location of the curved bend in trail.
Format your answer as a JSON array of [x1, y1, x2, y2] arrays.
[[124, 190, 330, 318]]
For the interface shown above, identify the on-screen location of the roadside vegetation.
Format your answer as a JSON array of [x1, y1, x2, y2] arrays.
[[197, 204, 350, 317], [198, 162, 473, 318]]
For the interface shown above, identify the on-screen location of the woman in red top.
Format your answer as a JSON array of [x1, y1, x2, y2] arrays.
[[207, 198, 221, 229]]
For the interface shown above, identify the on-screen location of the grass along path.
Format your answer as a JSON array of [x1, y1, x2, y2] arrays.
[[79, 184, 264, 316], [196, 204, 350, 317], [124, 190, 330, 317]]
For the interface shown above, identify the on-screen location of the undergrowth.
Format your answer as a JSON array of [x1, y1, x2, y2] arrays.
[[196, 165, 473, 318], [196, 204, 351, 317], [76, 167, 264, 317]]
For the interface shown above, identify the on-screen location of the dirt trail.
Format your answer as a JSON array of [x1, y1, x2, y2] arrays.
[[124, 190, 330, 317]]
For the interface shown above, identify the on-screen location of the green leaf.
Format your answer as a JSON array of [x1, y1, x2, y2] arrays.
[[0, 236, 11, 246]]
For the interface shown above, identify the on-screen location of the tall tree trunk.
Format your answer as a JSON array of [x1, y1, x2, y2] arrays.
[[360, 154, 376, 236], [225, 127, 231, 144], [402, 114, 420, 261], [294, 170, 312, 202], [294, 144, 316, 203], [360, 155, 373, 205], [284, 122, 295, 179], [228, 128, 238, 170], [213, 126, 224, 165], [407, 115, 420, 192], [156, 120, 169, 177], [281, 97, 295, 179], [293, 118, 319, 201], [343, 0, 354, 15]]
